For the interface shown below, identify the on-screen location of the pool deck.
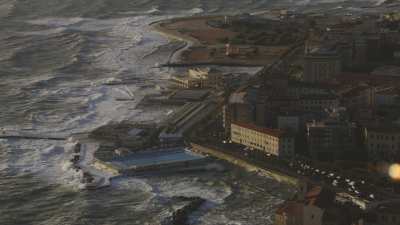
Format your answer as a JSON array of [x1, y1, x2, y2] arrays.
[[109, 148, 206, 172]]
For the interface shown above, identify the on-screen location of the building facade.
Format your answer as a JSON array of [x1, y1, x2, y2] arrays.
[[278, 115, 300, 133], [304, 49, 342, 83], [231, 122, 295, 157], [307, 120, 356, 160], [363, 125, 400, 161], [171, 68, 221, 89], [298, 94, 339, 112]]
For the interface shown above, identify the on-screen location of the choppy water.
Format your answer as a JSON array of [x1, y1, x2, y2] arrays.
[[0, 0, 383, 224]]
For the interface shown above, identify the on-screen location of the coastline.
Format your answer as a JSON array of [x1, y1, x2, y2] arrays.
[[151, 19, 197, 65]]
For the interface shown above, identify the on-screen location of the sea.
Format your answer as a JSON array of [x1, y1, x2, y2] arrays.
[[0, 0, 385, 224]]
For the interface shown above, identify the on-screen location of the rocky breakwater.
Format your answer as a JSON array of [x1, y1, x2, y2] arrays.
[[163, 196, 205, 225]]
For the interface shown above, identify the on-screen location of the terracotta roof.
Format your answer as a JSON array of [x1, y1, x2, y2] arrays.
[[232, 122, 290, 138]]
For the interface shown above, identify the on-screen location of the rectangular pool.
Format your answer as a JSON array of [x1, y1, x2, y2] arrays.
[[110, 148, 204, 169]]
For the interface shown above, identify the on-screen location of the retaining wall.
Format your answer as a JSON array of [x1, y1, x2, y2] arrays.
[[191, 143, 300, 186]]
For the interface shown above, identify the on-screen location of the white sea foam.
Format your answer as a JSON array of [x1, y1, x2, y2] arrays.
[[186, 7, 204, 15], [4, 14, 259, 198], [17, 15, 175, 136], [111, 177, 154, 193], [19, 27, 67, 36], [0, 0, 16, 18], [153, 178, 232, 204], [27, 17, 85, 27]]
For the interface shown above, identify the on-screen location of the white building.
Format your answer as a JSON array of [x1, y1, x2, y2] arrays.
[[231, 122, 295, 157]]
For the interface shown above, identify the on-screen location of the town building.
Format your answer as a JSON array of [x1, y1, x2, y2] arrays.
[[375, 86, 400, 106], [307, 119, 356, 160], [363, 125, 400, 162], [171, 68, 221, 89], [339, 85, 376, 109], [231, 122, 295, 157], [304, 48, 342, 83], [275, 185, 355, 225], [287, 81, 333, 97], [298, 94, 339, 112], [278, 115, 300, 133], [225, 43, 258, 57]]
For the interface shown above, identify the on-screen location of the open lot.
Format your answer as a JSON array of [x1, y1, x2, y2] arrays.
[[154, 16, 297, 66]]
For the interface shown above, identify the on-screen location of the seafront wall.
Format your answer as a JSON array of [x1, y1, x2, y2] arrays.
[[191, 143, 300, 186]]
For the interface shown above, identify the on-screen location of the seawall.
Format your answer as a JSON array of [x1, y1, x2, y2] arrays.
[[191, 143, 300, 187]]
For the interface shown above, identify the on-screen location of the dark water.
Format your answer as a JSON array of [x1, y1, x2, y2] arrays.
[[0, 0, 377, 224]]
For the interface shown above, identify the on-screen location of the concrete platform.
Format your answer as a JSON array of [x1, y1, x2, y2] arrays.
[[109, 148, 206, 173]]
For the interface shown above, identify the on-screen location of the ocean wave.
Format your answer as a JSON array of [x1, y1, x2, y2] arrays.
[[0, 0, 16, 18], [151, 177, 233, 204], [19, 27, 68, 36], [10, 30, 85, 74], [118, 6, 162, 16], [0, 139, 64, 175], [27, 17, 85, 27], [111, 177, 154, 193], [0, 138, 97, 190], [186, 7, 204, 15]]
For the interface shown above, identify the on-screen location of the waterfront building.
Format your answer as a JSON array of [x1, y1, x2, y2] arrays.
[[171, 68, 221, 89], [230, 122, 294, 157], [363, 125, 400, 162], [304, 48, 342, 83], [307, 119, 356, 160]]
